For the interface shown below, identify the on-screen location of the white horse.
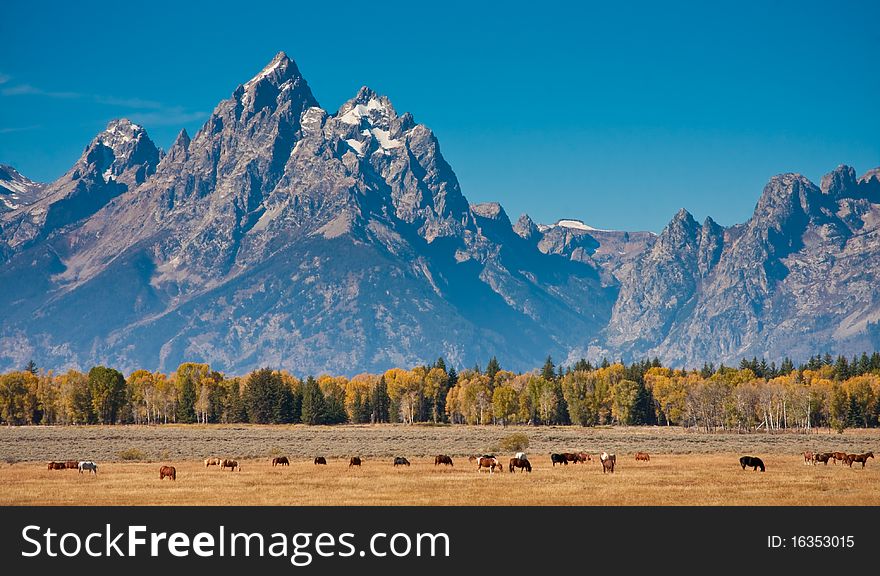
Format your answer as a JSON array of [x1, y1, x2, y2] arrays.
[[78, 461, 98, 475]]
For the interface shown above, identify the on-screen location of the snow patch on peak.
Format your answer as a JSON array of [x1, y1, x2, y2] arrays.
[[553, 219, 613, 232], [340, 98, 388, 125], [98, 119, 143, 152], [368, 128, 402, 150]]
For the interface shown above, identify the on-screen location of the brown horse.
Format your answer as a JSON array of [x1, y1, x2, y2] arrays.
[[272, 456, 289, 467], [550, 453, 568, 466], [845, 452, 874, 468], [831, 451, 847, 465], [814, 452, 833, 465], [576, 452, 592, 463], [349, 457, 362, 467], [204, 457, 221, 468], [509, 457, 531, 473], [159, 465, 176, 481], [600, 452, 616, 474], [314, 456, 327, 465], [477, 456, 501, 474], [434, 455, 453, 467], [47, 461, 66, 470], [802, 451, 815, 465], [635, 452, 650, 462], [563, 453, 580, 464], [221, 459, 239, 471], [65, 460, 78, 469]]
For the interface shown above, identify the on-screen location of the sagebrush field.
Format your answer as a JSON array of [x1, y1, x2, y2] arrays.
[[1, 425, 877, 505]]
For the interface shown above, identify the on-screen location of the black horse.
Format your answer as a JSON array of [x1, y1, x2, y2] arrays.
[[550, 453, 568, 466], [739, 456, 765, 472], [393, 456, 411, 467]]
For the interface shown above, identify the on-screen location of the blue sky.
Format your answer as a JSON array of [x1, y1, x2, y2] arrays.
[[1, 0, 877, 232]]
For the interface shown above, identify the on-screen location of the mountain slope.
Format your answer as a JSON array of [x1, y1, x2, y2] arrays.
[[0, 52, 615, 374]]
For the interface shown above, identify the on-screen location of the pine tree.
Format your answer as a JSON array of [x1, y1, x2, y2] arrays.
[[300, 376, 326, 425], [371, 376, 390, 423], [447, 367, 458, 387], [573, 358, 591, 372], [780, 357, 795, 375], [434, 357, 447, 372], [177, 374, 197, 424], [759, 358, 769, 379], [631, 379, 656, 425], [486, 356, 501, 384], [24, 360, 38, 375], [542, 356, 555, 381]]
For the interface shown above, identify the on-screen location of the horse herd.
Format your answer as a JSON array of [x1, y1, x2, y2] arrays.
[[46, 460, 98, 474], [46, 449, 873, 481], [802, 451, 874, 468]]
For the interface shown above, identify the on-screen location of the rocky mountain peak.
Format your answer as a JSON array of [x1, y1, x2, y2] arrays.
[[336, 86, 398, 129], [471, 201, 508, 222], [243, 51, 298, 89], [0, 164, 46, 212], [236, 52, 316, 119], [513, 213, 538, 240], [820, 164, 857, 199], [858, 167, 880, 185], [88, 118, 160, 185], [656, 208, 700, 251]]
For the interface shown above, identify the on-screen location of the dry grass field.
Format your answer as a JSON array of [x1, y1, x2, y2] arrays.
[[1, 425, 878, 506]]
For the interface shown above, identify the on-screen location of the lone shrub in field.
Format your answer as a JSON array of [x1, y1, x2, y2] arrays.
[[117, 448, 146, 461], [498, 433, 529, 452]]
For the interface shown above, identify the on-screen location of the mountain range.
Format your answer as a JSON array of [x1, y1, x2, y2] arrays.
[[2, 52, 879, 375]]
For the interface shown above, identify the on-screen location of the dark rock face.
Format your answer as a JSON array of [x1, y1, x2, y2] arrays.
[[600, 167, 880, 366], [1, 52, 878, 374]]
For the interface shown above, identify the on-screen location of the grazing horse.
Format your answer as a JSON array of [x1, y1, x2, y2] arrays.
[[563, 453, 580, 464], [349, 457, 362, 468], [845, 452, 874, 468], [65, 460, 78, 469], [600, 452, 616, 474], [831, 451, 847, 465], [220, 459, 239, 471], [204, 457, 221, 468], [635, 452, 650, 462], [48, 461, 65, 470], [576, 452, 592, 463], [814, 452, 832, 465], [468, 455, 478, 464], [434, 455, 454, 467], [159, 465, 176, 481], [272, 456, 290, 467], [739, 456, 765, 472], [393, 457, 411, 467], [803, 451, 816, 465], [550, 453, 568, 466], [78, 461, 98, 475], [509, 457, 531, 473], [477, 456, 501, 474], [314, 456, 327, 465]]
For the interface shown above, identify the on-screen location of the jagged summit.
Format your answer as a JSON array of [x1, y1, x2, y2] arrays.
[[243, 51, 299, 89], [0, 164, 45, 212]]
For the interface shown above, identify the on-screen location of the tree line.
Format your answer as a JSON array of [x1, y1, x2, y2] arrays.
[[2, 352, 880, 433]]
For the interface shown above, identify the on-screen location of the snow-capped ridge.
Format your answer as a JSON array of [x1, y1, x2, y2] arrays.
[[542, 218, 614, 233]]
